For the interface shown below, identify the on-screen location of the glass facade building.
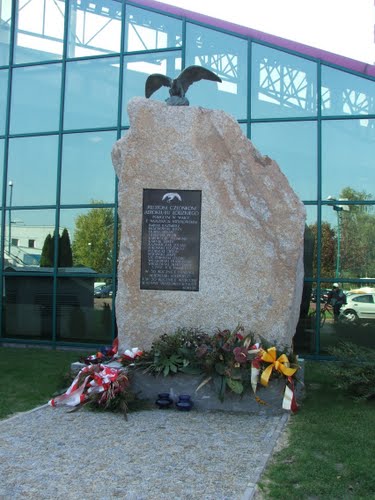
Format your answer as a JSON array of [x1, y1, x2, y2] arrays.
[[0, 0, 374, 355]]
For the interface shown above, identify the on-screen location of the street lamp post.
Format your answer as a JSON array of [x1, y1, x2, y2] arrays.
[[333, 204, 343, 279], [8, 180, 13, 257], [327, 196, 349, 279]]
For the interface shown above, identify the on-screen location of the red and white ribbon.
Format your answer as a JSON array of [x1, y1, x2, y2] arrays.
[[49, 364, 123, 408]]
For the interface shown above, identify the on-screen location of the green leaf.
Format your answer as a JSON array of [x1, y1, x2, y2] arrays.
[[170, 363, 178, 373], [231, 367, 243, 380], [226, 378, 244, 394], [215, 362, 226, 375], [219, 376, 226, 401], [163, 365, 170, 377]]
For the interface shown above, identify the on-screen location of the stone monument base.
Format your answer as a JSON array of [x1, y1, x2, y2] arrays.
[[129, 366, 304, 414], [70, 360, 304, 414]]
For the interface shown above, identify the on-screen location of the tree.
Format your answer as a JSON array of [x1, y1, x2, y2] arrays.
[[40, 233, 54, 267], [40, 229, 73, 268], [308, 222, 336, 279], [72, 203, 115, 274], [339, 187, 372, 210], [336, 187, 375, 278], [59, 228, 73, 267]]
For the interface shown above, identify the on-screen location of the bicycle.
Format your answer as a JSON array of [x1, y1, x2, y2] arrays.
[[309, 302, 334, 328]]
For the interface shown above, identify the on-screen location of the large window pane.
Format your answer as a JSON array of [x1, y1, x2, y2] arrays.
[[303, 205, 317, 279], [3, 275, 53, 340], [186, 24, 247, 119], [125, 5, 182, 51], [64, 57, 119, 130], [4, 209, 56, 269], [122, 51, 181, 126], [60, 207, 115, 274], [0, 139, 4, 198], [68, 0, 121, 58], [322, 66, 375, 117], [251, 121, 317, 201], [0, 1, 12, 66], [14, 0, 65, 64], [0, 69, 8, 135], [8, 135, 58, 206], [322, 119, 375, 200], [10, 63, 61, 134], [321, 204, 375, 281], [295, 208, 318, 352], [61, 131, 117, 204], [294, 281, 317, 355], [319, 281, 375, 355], [251, 43, 317, 119], [56, 277, 112, 343]]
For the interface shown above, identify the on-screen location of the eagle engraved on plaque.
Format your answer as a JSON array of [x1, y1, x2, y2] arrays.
[[140, 189, 202, 291]]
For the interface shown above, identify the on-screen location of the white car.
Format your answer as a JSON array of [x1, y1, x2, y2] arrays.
[[340, 293, 375, 323]]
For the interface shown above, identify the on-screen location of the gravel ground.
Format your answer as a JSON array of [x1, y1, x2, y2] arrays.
[[0, 405, 288, 500]]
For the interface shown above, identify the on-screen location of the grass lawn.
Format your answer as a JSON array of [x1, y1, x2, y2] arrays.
[[258, 361, 375, 499], [0, 347, 88, 419]]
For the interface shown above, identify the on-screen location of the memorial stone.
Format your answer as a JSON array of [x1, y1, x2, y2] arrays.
[[112, 97, 306, 352]]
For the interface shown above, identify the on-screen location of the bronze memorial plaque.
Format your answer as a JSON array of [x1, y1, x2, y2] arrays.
[[140, 189, 202, 291]]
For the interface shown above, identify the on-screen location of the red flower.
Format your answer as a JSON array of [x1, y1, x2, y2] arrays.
[[252, 354, 262, 370], [233, 347, 248, 364]]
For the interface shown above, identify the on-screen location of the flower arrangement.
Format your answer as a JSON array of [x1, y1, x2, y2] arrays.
[[49, 364, 132, 418], [122, 325, 300, 410], [51, 326, 301, 414]]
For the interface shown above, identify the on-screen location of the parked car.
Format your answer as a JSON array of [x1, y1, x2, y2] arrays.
[[94, 284, 113, 298], [340, 293, 375, 324]]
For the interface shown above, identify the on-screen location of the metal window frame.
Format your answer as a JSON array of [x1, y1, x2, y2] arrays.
[[0, 0, 374, 352]]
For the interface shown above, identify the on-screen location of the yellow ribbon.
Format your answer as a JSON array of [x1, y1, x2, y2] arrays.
[[260, 347, 297, 387]]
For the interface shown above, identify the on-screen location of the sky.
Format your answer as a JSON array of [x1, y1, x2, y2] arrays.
[[158, 0, 375, 65]]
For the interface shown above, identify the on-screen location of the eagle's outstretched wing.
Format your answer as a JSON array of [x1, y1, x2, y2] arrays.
[[178, 65, 222, 94], [145, 74, 173, 98]]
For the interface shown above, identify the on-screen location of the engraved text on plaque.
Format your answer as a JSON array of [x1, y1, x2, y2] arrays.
[[140, 189, 202, 291]]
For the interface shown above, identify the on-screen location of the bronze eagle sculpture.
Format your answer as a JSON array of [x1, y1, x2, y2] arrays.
[[145, 65, 222, 106]]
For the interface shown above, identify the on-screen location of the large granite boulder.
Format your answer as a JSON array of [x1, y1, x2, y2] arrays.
[[112, 97, 306, 352]]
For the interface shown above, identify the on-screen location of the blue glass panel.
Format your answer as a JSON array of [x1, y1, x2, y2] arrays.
[[4, 275, 53, 339], [322, 203, 375, 280], [295, 205, 318, 355], [60, 207, 115, 274], [320, 206, 375, 352], [4, 209, 56, 269], [8, 135, 58, 205], [251, 121, 317, 201], [56, 277, 112, 343], [14, 0, 65, 64], [68, 0, 121, 58], [322, 119, 375, 200], [294, 280, 318, 355], [0, 139, 4, 198], [122, 51, 181, 126], [186, 24, 247, 119], [0, 69, 8, 135], [61, 131, 117, 204], [64, 57, 119, 130], [125, 5, 182, 51], [304, 205, 317, 279], [239, 123, 247, 137], [0, 2, 12, 66], [10, 63, 62, 134], [251, 43, 317, 119], [321, 66, 375, 116]]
